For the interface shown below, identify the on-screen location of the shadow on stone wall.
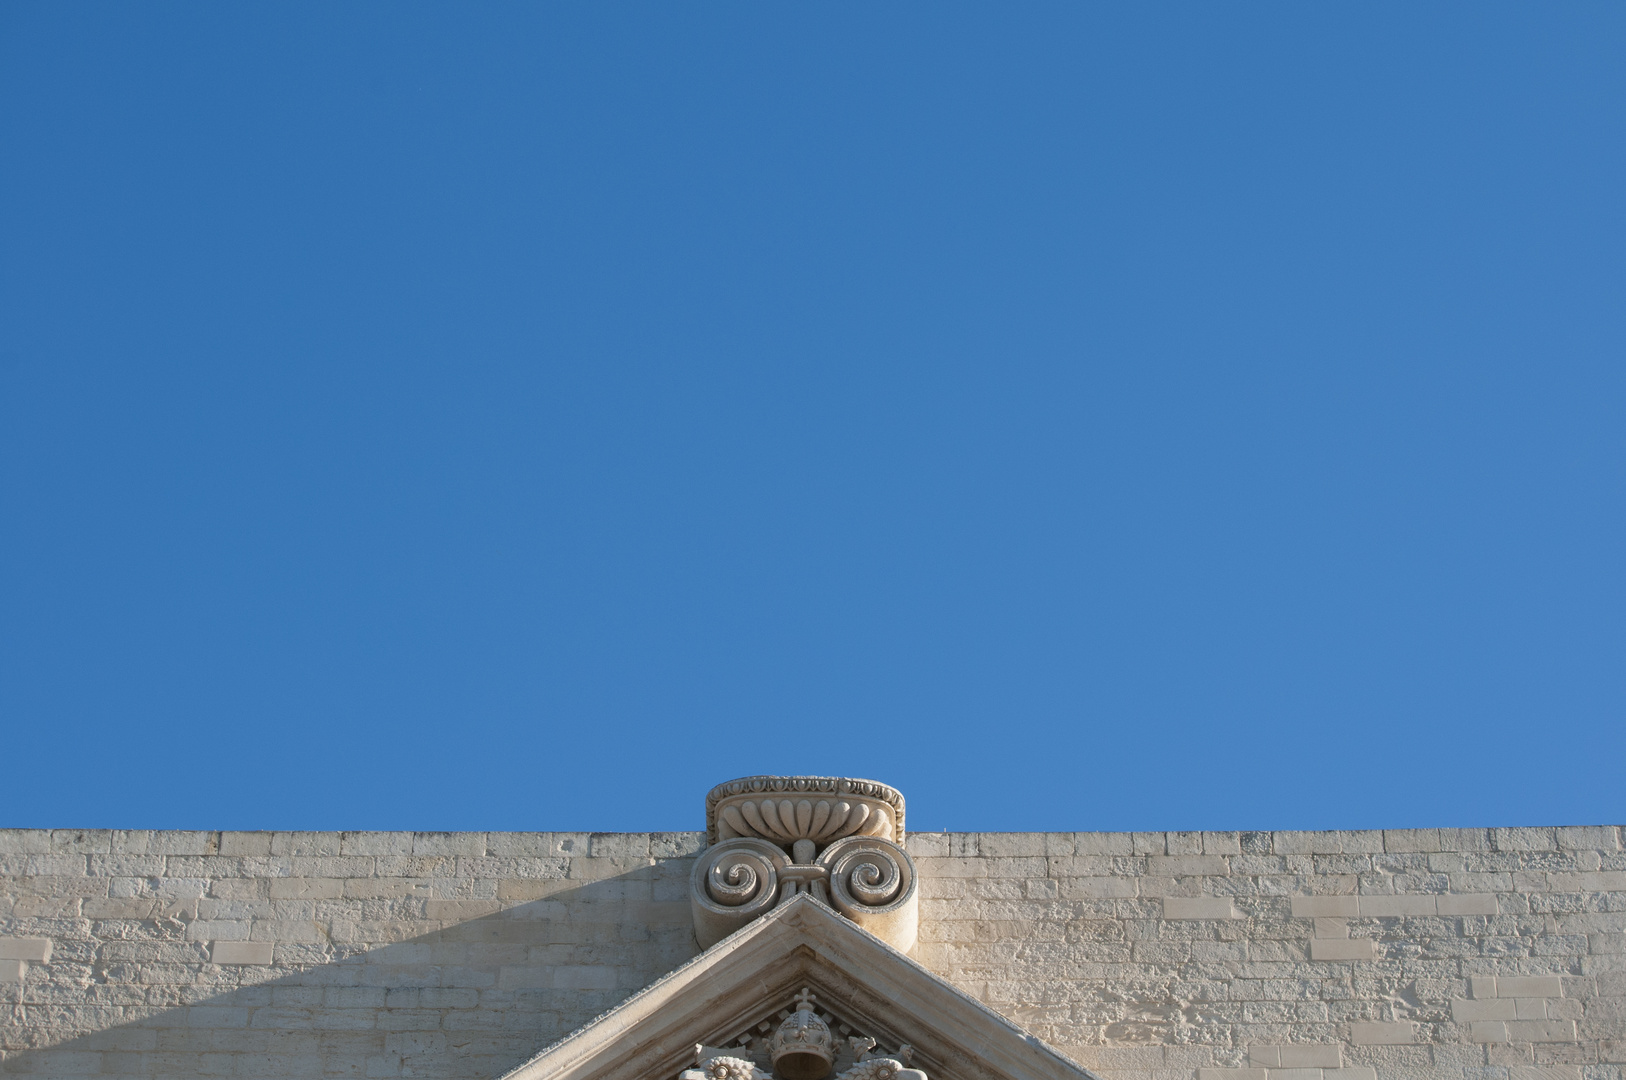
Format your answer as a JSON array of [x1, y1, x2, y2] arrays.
[[1, 860, 700, 1079]]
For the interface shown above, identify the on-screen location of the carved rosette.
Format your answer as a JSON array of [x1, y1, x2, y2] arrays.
[[681, 1058, 770, 1080], [691, 776, 919, 952]]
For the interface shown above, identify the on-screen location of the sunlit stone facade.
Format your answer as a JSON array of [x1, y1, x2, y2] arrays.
[[1, 810, 1621, 1080]]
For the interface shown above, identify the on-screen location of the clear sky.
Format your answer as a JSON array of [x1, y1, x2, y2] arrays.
[[2, 5, 1622, 834]]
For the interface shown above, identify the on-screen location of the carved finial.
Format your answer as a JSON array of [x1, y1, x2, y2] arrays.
[[795, 988, 816, 1011], [692, 776, 919, 952]]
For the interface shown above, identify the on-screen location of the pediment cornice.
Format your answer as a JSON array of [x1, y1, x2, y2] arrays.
[[497, 894, 1100, 1080]]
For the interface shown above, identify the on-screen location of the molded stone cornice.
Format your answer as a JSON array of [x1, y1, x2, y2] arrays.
[[497, 894, 1100, 1080]]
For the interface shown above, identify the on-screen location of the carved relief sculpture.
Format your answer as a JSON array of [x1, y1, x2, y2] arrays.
[[502, 779, 1093, 1080], [690, 777, 919, 951], [769, 988, 835, 1079], [680, 989, 927, 1080]]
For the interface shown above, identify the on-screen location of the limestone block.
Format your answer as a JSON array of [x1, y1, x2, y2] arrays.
[[977, 834, 1049, 857], [588, 834, 650, 859], [1166, 832, 1203, 855], [0, 937, 52, 961], [269, 878, 344, 900], [425, 899, 502, 920], [187, 1005, 250, 1027], [1073, 832, 1134, 855], [1310, 939, 1376, 961], [411, 832, 486, 856], [1147, 855, 1229, 876], [218, 831, 273, 856], [209, 941, 274, 965], [1250, 1045, 1341, 1068], [52, 829, 112, 853], [270, 831, 344, 856], [1497, 976, 1564, 998], [0, 829, 52, 853], [1382, 830, 1441, 853], [1355, 895, 1436, 917], [0, 958, 24, 982], [905, 834, 949, 858], [1291, 896, 1359, 918], [340, 831, 415, 856], [1436, 893, 1498, 915], [551, 965, 618, 990], [1278, 1046, 1341, 1068], [1452, 998, 1517, 1022], [650, 832, 706, 858], [1493, 827, 1558, 851], [1162, 897, 1239, 920], [1553, 826, 1619, 851], [1503, 1020, 1577, 1042], [1347, 1022, 1415, 1044]]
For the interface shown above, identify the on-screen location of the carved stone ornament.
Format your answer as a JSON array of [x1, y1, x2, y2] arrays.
[[681, 1056, 771, 1080], [678, 987, 927, 1080], [498, 894, 1099, 1080], [770, 988, 835, 1079], [707, 777, 905, 849], [691, 777, 919, 952]]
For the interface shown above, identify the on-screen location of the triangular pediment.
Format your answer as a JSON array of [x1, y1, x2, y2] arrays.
[[497, 894, 1100, 1080]]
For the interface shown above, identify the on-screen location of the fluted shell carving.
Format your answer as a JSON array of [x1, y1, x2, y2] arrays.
[[718, 796, 894, 846], [816, 836, 917, 952], [707, 776, 904, 845]]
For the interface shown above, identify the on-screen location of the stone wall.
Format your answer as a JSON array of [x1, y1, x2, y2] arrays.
[[1, 827, 1621, 1080]]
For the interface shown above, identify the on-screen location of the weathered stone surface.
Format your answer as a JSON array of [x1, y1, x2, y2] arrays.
[[1, 826, 1622, 1080]]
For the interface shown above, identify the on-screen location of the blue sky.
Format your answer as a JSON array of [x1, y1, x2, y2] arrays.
[[2, 5, 1622, 833]]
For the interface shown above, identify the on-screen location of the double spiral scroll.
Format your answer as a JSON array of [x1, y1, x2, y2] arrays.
[[815, 836, 918, 953], [689, 837, 790, 948], [690, 776, 918, 953]]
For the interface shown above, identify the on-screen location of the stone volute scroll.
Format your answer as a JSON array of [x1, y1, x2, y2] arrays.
[[690, 776, 919, 952]]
